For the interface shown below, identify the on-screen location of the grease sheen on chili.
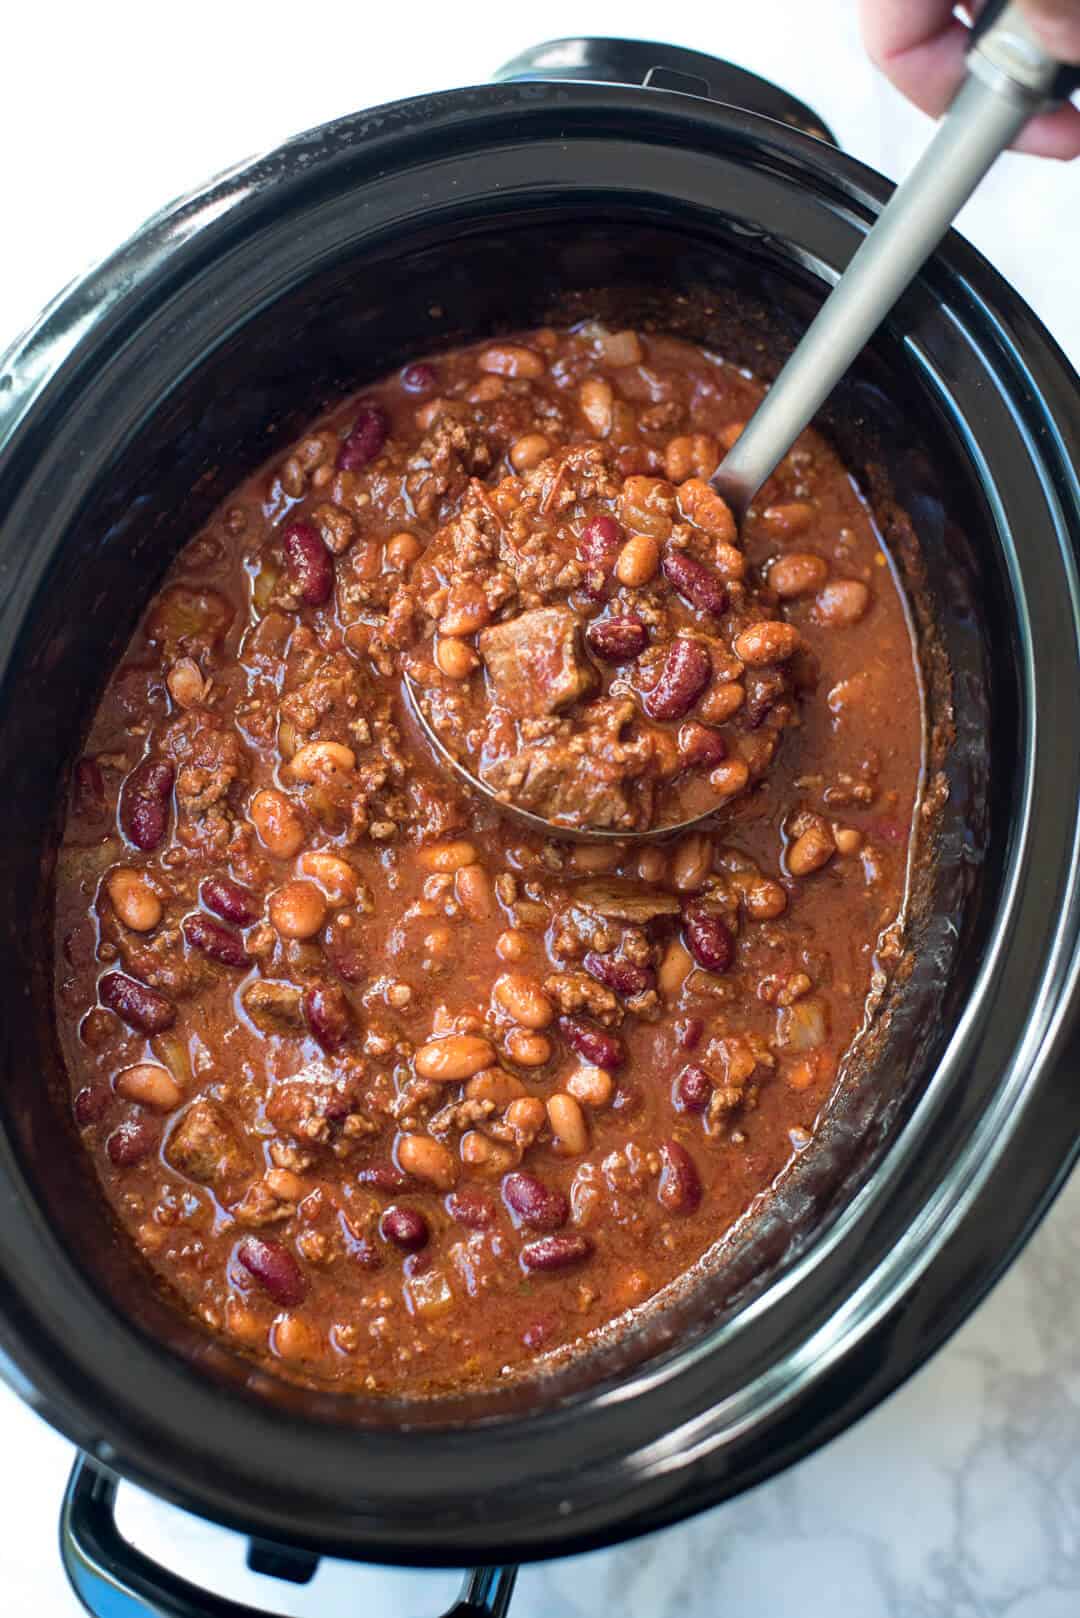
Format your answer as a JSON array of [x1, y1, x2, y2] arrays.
[[54, 321, 923, 1396]]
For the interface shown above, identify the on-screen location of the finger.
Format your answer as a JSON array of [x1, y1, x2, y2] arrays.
[[860, 0, 1080, 157], [859, 0, 971, 119], [1011, 101, 1080, 158], [1021, 0, 1080, 61]]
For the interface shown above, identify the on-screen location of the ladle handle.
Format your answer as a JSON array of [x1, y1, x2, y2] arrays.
[[712, 2, 1072, 516]]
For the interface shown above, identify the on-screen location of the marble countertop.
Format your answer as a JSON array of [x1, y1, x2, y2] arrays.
[[2, 2, 1077, 1612]]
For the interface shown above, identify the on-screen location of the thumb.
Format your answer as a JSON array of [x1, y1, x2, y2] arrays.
[[1019, 0, 1080, 62]]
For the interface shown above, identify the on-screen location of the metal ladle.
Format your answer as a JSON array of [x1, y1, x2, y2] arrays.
[[408, 1, 1075, 842]]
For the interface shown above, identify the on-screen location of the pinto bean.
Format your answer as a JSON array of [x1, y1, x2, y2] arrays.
[[510, 433, 551, 472], [615, 533, 660, 587], [768, 552, 829, 598], [418, 840, 477, 873], [658, 1139, 702, 1214], [503, 1028, 552, 1067], [494, 972, 554, 1030], [477, 344, 545, 379], [664, 434, 719, 483], [415, 1035, 495, 1081], [107, 868, 162, 932], [566, 1066, 614, 1108], [99, 972, 176, 1033], [643, 637, 712, 721], [787, 821, 836, 876], [397, 1133, 458, 1190], [269, 880, 327, 940], [812, 579, 871, 626], [249, 789, 306, 858], [435, 636, 479, 679], [548, 1092, 589, 1156], [658, 938, 693, 997], [288, 740, 356, 782], [759, 500, 813, 538], [298, 852, 358, 906], [671, 834, 713, 893], [677, 478, 736, 543], [579, 377, 614, 437], [115, 1063, 182, 1111], [733, 621, 802, 666]]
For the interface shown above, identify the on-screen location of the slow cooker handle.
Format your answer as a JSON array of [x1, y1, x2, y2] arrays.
[[493, 37, 839, 146], [61, 1452, 518, 1618]]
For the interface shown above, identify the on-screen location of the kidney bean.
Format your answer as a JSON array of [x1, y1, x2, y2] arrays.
[[520, 1234, 593, 1273], [585, 616, 648, 663], [745, 668, 786, 729], [336, 403, 389, 471], [578, 513, 622, 571], [106, 1116, 159, 1167], [237, 1235, 307, 1307], [401, 362, 437, 393], [677, 720, 727, 770], [282, 521, 333, 607], [99, 971, 176, 1033], [445, 1189, 496, 1229], [582, 951, 655, 998], [74, 1085, 110, 1126], [74, 757, 106, 819], [380, 1206, 430, 1251], [503, 1172, 569, 1231], [558, 1015, 625, 1070], [522, 1313, 559, 1350], [643, 637, 711, 721], [611, 1081, 643, 1117], [183, 913, 250, 969], [658, 1139, 702, 1214], [201, 875, 260, 926], [672, 1064, 712, 1113], [682, 903, 735, 973], [661, 550, 729, 616], [357, 1163, 413, 1193], [676, 1016, 705, 1051], [119, 758, 174, 851], [302, 983, 354, 1050]]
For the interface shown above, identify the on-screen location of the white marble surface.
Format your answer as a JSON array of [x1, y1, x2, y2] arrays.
[[2, 2, 1078, 1613]]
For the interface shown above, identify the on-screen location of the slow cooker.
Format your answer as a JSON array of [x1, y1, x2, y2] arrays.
[[1, 37, 1078, 1618]]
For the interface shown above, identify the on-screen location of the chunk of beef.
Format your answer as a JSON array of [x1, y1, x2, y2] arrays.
[[479, 606, 595, 720], [166, 1098, 250, 1187]]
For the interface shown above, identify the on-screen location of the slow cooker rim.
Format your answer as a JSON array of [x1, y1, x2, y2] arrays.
[[1, 79, 1079, 1564]]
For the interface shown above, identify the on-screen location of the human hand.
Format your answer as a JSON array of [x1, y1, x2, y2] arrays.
[[859, 1, 1080, 157]]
